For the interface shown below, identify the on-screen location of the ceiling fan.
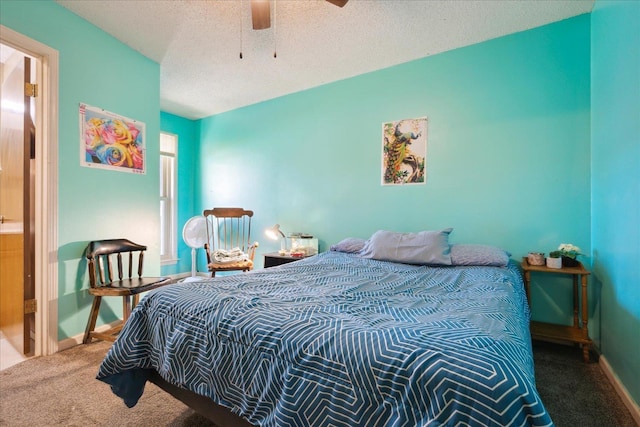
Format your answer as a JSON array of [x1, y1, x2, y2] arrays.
[[251, 0, 349, 30]]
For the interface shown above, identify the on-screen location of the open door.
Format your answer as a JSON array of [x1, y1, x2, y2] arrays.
[[0, 47, 36, 356], [23, 56, 37, 355]]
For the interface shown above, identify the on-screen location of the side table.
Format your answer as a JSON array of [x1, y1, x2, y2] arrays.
[[263, 252, 309, 268], [521, 257, 592, 362]]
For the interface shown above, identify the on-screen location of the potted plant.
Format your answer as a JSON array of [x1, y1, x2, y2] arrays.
[[549, 243, 582, 267], [546, 252, 562, 269]]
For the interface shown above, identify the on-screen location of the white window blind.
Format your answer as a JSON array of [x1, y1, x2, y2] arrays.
[[160, 132, 177, 264]]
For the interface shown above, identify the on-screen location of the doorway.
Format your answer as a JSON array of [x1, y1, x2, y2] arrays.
[[0, 42, 36, 369], [0, 25, 59, 371]]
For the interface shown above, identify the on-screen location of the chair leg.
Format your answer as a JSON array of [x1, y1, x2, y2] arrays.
[[122, 295, 133, 323], [83, 296, 102, 344]]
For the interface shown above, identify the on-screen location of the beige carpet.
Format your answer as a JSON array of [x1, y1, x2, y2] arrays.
[[0, 341, 216, 427]]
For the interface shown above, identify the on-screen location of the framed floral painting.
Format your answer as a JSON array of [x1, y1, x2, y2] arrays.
[[382, 117, 427, 185], [80, 103, 146, 174]]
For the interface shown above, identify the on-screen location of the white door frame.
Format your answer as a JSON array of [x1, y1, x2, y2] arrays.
[[1, 25, 59, 356]]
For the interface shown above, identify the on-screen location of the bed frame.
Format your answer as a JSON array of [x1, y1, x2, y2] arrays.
[[149, 370, 254, 427]]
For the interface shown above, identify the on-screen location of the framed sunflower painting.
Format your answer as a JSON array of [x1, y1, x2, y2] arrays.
[[80, 103, 146, 174]]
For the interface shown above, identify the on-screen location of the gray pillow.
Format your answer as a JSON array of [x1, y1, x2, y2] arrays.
[[450, 244, 510, 267], [359, 229, 453, 265], [330, 237, 367, 253]]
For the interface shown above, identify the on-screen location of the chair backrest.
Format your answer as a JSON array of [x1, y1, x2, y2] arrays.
[[86, 238, 147, 288], [203, 208, 254, 255]]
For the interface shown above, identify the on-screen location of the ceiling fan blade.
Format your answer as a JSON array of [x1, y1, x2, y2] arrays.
[[251, 0, 271, 30], [326, 0, 348, 7]]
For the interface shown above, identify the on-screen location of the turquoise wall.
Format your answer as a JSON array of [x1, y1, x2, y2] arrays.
[[199, 15, 591, 325], [160, 112, 200, 276], [591, 0, 640, 406], [1, 0, 161, 339], [3, 0, 636, 410]]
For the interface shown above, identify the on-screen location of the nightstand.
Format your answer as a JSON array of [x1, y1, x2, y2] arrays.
[[521, 257, 592, 362], [263, 252, 309, 268]]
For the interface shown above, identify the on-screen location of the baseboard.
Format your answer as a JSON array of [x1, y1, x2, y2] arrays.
[[57, 320, 121, 352], [168, 272, 209, 283], [600, 355, 640, 425]]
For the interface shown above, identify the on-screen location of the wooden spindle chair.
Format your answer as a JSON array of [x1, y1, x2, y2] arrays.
[[203, 208, 258, 277], [83, 238, 171, 344]]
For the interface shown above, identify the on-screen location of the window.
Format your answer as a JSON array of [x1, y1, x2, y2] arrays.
[[160, 132, 177, 265]]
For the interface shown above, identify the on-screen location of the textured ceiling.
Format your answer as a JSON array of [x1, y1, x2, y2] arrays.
[[56, 0, 594, 120]]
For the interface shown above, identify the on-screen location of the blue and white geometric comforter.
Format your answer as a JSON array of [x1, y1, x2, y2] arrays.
[[97, 251, 553, 427]]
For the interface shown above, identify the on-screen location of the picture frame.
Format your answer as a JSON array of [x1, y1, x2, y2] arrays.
[[79, 103, 146, 174], [382, 117, 427, 185]]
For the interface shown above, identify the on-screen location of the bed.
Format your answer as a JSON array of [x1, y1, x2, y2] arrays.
[[97, 238, 553, 427]]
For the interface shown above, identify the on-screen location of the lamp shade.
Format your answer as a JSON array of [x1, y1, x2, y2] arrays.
[[265, 224, 285, 240], [265, 224, 287, 252]]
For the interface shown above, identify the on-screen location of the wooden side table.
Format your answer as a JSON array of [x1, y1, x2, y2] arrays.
[[263, 252, 308, 268], [521, 257, 592, 362]]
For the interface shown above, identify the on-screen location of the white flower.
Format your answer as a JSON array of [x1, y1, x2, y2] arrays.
[[559, 243, 581, 253]]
